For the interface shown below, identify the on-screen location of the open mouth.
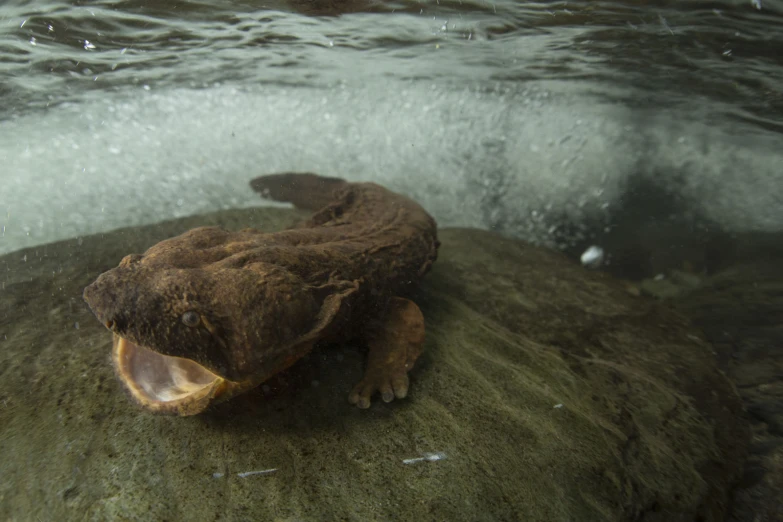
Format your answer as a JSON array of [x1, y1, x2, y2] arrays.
[[113, 335, 227, 415]]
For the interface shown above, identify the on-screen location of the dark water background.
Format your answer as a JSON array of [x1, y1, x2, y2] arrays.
[[1, 0, 782, 272]]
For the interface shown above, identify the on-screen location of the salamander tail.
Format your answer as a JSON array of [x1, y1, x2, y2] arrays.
[[250, 172, 347, 210]]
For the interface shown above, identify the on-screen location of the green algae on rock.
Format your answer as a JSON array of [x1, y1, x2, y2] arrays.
[[0, 208, 747, 521]]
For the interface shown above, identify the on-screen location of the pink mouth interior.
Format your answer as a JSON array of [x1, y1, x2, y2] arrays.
[[114, 336, 222, 403]]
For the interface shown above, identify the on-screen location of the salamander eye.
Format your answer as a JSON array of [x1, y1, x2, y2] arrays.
[[181, 311, 200, 327]]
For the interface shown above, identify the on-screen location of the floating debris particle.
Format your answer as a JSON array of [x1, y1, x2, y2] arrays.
[[402, 452, 446, 465], [659, 14, 674, 35], [237, 468, 277, 478], [580, 245, 604, 268], [554, 403, 564, 409]]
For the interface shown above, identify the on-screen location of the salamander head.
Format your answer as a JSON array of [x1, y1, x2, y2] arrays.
[[83, 255, 322, 416]]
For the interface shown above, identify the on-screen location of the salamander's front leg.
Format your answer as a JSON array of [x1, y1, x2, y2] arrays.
[[348, 297, 425, 409]]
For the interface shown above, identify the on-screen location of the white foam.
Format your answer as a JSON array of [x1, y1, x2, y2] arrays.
[[0, 80, 780, 256]]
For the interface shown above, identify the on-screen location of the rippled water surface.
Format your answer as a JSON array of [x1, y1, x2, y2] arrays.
[[1, 0, 782, 257], [4, 0, 782, 117]]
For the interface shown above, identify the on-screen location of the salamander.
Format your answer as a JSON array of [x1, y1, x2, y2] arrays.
[[82, 173, 439, 415]]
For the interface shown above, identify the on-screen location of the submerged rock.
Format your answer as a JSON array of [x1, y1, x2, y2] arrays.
[[670, 252, 783, 522], [0, 208, 747, 521]]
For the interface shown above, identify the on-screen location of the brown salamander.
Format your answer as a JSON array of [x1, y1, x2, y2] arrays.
[[82, 173, 439, 415]]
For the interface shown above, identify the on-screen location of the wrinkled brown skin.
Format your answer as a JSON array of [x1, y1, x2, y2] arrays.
[[83, 173, 439, 412]]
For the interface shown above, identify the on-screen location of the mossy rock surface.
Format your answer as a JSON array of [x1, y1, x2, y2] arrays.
[[0, 207, 747, 521]]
